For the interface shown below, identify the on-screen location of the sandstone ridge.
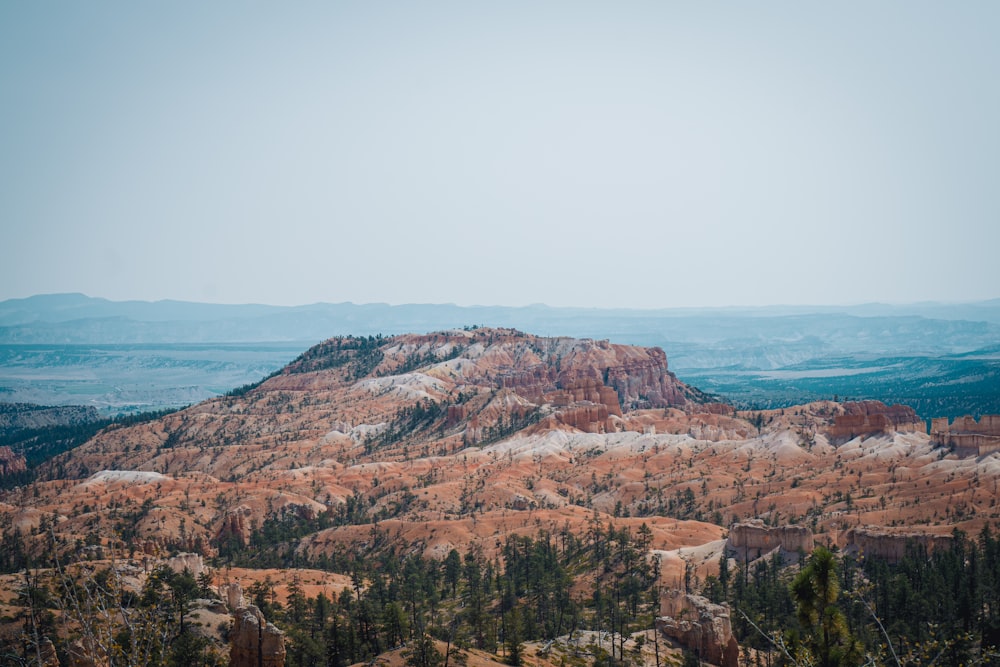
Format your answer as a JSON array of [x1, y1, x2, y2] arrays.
[[931, 414, 1000, 456], [727, 520, 814, 560], [824, 401, 924, 442], [844, 526, 954, 563], [6, 330, 1000, 667]]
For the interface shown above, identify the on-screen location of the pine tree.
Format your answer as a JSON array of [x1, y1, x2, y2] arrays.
[[790, 547, 862, 667]]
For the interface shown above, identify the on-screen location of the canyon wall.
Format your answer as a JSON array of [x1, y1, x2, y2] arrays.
[[727, 520, 814, 559], [825, 401, 923, 442], [491, 334, 689, 410], [554, 403, 615, 434], [930, 415, 1000, 456], [845, 527, 952, 563]]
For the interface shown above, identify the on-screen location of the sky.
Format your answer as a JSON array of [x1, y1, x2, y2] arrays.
[[1, 2, 998, 310]]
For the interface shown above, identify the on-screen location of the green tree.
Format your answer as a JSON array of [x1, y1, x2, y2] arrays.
[[790, 548, 862, 667], [167, 628, 220, 667], [403, 632, 443, 667], [503, 607, 524, 666], [444, 549, 462, 598]]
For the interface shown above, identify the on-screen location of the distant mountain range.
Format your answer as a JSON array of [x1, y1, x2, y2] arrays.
[[3, 292, 1000, 345], [1, 293, 998, 417]]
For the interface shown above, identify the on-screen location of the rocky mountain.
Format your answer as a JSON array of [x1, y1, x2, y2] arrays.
[[4, 294, 999, 418], [3, 329, 995, 564], [3, 328, 1000, 665]]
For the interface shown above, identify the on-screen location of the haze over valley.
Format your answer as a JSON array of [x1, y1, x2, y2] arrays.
[[2, 294, 998, 420]]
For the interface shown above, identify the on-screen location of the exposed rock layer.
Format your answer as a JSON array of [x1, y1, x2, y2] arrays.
[[229, 605, 286, 667], [728, 520, 814, 559], [825, 401, 923, 441], [0, 446, 27, 476], [845, 526, 953, 563], [658, 590, 739, 667], [931, 415, 1000, 456]]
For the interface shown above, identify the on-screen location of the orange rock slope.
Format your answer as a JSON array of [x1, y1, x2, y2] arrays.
[[3, 329, 998, 578]]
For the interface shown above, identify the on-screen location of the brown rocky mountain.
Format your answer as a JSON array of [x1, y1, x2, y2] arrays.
[[8, 328, 1000, 568], [14, 329, 717, 559], [3, 328, 1000, 665]]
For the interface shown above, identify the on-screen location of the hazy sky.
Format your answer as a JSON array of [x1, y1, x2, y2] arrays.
[[2, 3, 998, 309]]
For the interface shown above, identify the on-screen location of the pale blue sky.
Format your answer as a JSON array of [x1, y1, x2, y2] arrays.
[[2, 2, 998, 309]]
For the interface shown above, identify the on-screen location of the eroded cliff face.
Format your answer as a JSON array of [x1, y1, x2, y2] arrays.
[[658, 590, 739, 667], [216, 506, 255, 548], [546, 403, 615, 434], [230, 605, 285, 667], [0, 446, 27, 477], [14, 330, 1000, 601], [41, 328, 697, 482], [621, 407, 758, 441], [845, 526, 953, 563], [931, 415, 1000, 456], [728, 520, 814, 559], [825, 401, 924, 442], [12, 329, 719, 564], [484, 331, 688, 415], [219, 581, 248, 611]]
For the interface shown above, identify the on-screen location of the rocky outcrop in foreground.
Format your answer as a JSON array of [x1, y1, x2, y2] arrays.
[[658, 590, 739, 667], [230, 605, 285, 667]]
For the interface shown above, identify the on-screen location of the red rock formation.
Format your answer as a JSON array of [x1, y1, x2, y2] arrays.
[[658, 590, 739, 667], [216, 506, 254, 547], [931, 415, 1000, 456], [825, 401, 923, 441], [230, 605, 286, 667], [701, 403, 736, 416], [464, 414, 482, 444], [844, 526, 952, 563], [0, 446, 27, 477], [446, 405, 468, 427], [482, 332, 689, 414], [555, 403, 614, 434], [728, 520, 814, 560], [605, 348, 688, 409], [552, 378, 624, 417]]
